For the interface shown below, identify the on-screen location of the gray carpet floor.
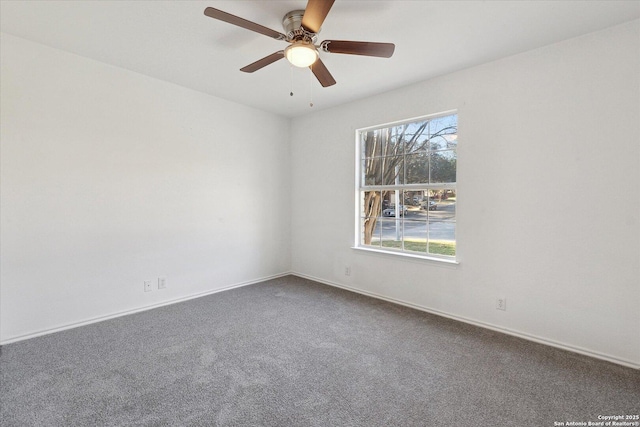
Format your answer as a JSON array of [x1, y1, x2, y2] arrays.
[[1, 275, 638, 426]]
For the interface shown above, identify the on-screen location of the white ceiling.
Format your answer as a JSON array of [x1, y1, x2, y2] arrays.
[[1, 1, 639, 117]]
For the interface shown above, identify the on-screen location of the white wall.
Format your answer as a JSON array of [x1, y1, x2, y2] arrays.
[[2, 20, 638, 368], [0, 34, 291, 342], [290, 21, 640, 367]]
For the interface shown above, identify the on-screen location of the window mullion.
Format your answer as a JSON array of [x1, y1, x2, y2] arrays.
[[361, 183, 455, 191]]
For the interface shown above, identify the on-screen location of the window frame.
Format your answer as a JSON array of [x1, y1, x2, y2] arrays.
[[353, 111, 459, 264]]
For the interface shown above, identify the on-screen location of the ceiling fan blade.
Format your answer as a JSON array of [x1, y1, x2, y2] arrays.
[[301, 0, 335, 33], [240, 51, 285, 73], [322, 40, 395, 58], [310, 58, 336, 87], [204, 7, 286, 40]]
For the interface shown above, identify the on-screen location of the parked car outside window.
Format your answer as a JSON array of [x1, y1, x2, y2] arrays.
[[420, 200, 437, 211], [383, 205, 408, 217]]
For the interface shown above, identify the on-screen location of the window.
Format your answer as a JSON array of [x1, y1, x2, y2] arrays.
[[356, 112, 457, 261]]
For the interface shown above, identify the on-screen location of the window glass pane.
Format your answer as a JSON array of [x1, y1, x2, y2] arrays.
[[379, 219, 403, 250], [362, 217, 381, 247], [405, 190, 426, 208], [362, 130, 381, 158], [381, 156, 404, 185], [401, 121, 430, 153], [402, 191, 421, 217], [362, 158, 382, 186], [417, 190, 437, 212], [381, 190, 402, 217], [428, 220, 456, 256], [428, 190, 456, 218], [361, 191, 383, 218], [403, 220, 428, 253], [429, 132, 457, 151], [388, 126, 404, 155], [405, 153, 429, 184], [380, 190, 392, 209], [381, 128, 404, 157], [428, 240, 456, 257], [429, 114, 458, 150], [430, 150, 456, 183]]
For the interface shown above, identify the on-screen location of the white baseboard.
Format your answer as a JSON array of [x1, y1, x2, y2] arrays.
[[0, 272, 291, 346], [4, 271, 638, 370], [291, 272, 640, 370]]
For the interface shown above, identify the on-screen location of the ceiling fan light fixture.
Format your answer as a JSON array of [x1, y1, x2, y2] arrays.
[[285, 41, 318, 67]]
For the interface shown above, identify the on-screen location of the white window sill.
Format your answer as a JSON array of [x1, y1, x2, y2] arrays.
[[352, 245, 460, 265]]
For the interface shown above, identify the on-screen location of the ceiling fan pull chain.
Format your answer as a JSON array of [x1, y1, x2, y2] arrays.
[[290, 64, 294, 97], [309, 64, 314, 107]]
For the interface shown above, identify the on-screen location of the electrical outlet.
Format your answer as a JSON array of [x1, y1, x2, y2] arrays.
[[497, 297, 506, 311], [158, 277, 166, 290], [345, 266, 351, 276], [144, 280, 153, 292]]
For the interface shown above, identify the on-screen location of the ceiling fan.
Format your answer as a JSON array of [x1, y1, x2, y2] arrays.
[[204, 0, 395, 88]]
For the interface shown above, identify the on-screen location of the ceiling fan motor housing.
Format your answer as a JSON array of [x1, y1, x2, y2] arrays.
[[283, 10, 317, 43]]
